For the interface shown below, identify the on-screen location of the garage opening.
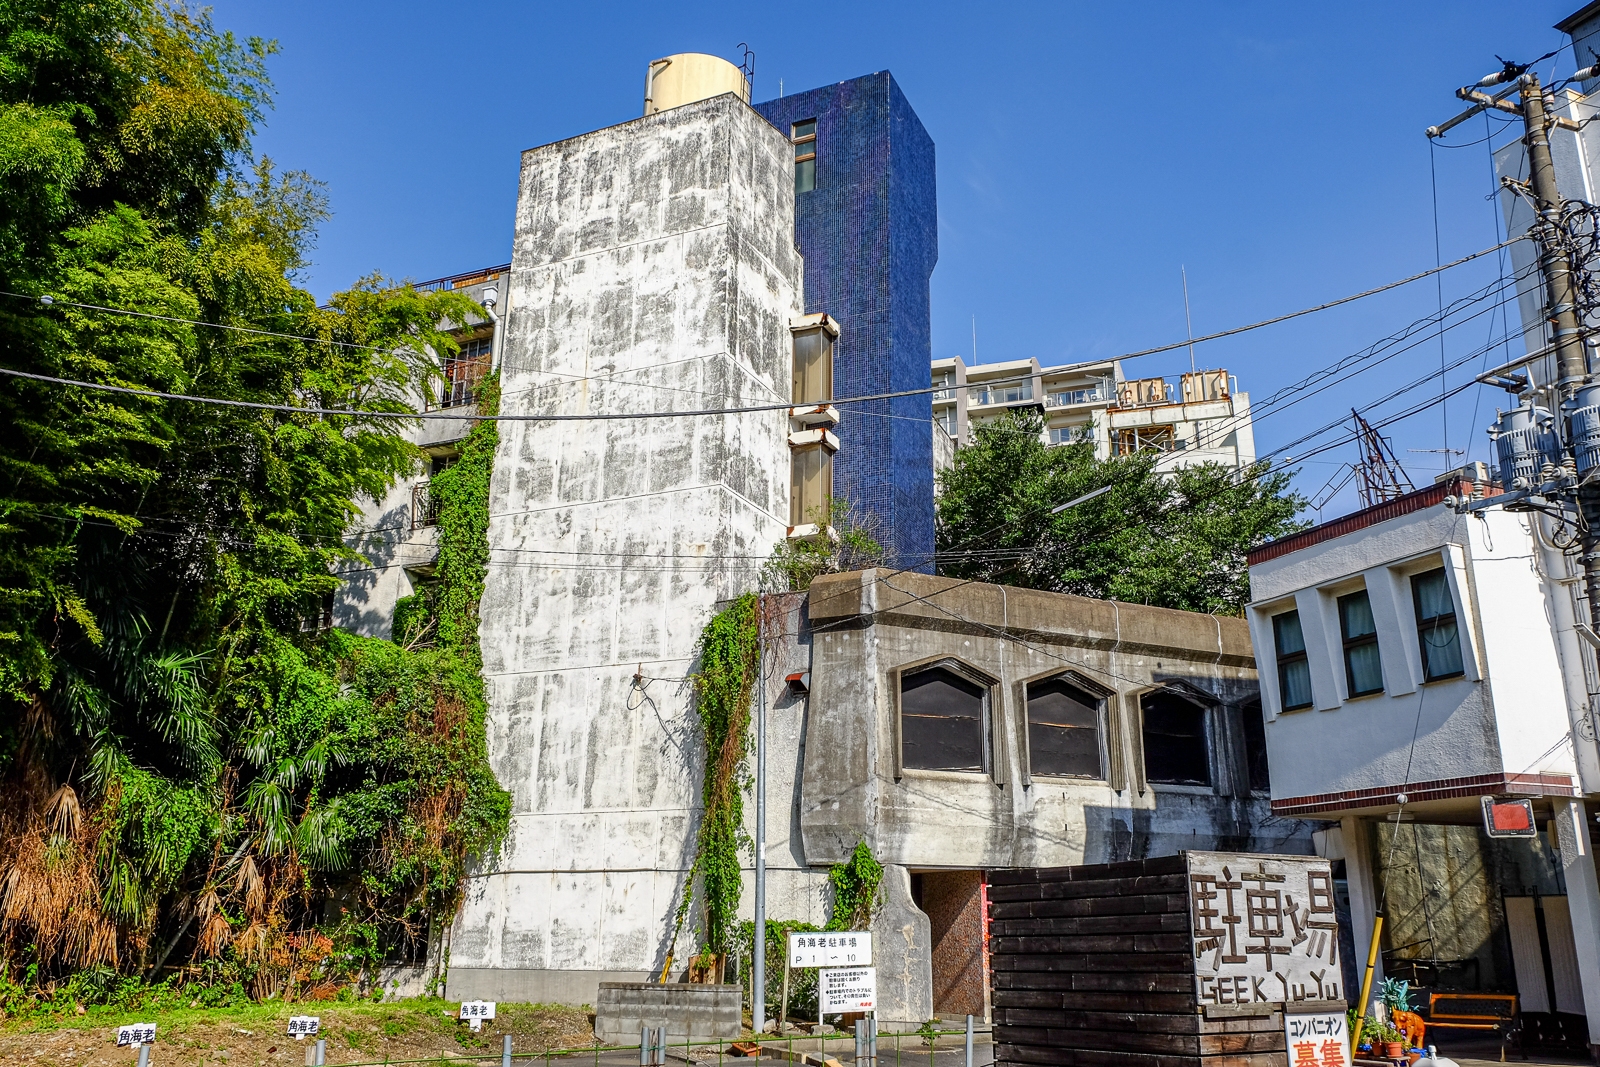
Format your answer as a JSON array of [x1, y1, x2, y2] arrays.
[[911, 870, 989, 1021]]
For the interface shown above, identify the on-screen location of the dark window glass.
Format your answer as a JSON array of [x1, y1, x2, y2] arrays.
[[900, 666, 986, 772], [1241, 699, 1270, 793], [1273, 610, 1312, 710], [1412, 568, 1464, 681], [1338, 589, 1383, 696], [1141, 691, 1210, 786], [792, 120, 816, 193], [1026, 677, 1102, 778]]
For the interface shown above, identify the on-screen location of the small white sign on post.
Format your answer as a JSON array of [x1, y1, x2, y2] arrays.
[[1285, 1009, 1350, 1067], [819, 967, 876, 1013], [287, 1016, 321, 1040], [788, 931, 872, 968], [460, 1000, 497, 1032], [116, 1023, 158, 1047]]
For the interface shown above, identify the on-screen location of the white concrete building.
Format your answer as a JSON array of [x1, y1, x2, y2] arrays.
[[931, 355, 1257, 473], [1245, 473, 1600, 1052], [438, 89, 814, 1005]]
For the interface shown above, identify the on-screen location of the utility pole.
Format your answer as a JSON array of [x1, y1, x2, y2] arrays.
[[1429, 61, 1600, 630]]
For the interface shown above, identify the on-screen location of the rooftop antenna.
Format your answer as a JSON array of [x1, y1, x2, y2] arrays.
[[737, 43, 755, 97], [1181, 266, 1197, 375], [1352, 409, 1415, 508]]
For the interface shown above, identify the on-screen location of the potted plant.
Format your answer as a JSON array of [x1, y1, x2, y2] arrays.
[[1362, 1018, 1406, 1061]]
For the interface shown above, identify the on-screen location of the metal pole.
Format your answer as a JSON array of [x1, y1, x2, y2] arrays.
[[1520, 73, 1587, 394], [315, 1038, 327, 1066], [1520, 72, 1600, 631], [779, 955, 791, 1033], [964, 1015, 974, 1067], [137, 1045, 151, 1067], [753, 595, 768, 1033], [504, 1034, 514, 1067], [641, 1026, 650, 1067], [1352, 913, 1385, 1049]]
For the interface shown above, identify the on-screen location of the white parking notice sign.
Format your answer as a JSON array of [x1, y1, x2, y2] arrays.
[[788, 931, 871, 968], [819, 967, 876, 1012]]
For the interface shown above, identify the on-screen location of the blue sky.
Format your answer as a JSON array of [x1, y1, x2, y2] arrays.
[[209, 1, 1580, 515]]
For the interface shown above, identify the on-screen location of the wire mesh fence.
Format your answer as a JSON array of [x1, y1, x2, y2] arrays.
[[252, 1025, 980, 1067]]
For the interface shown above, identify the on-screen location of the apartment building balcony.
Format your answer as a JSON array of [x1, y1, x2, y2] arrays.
[[1044, 386, 1111, 409], [967, 383, 1040, 408]]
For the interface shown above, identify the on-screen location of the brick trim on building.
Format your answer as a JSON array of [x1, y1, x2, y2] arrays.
[[1270, 771, 1578, 817], [1248, 479, 1498, 566]]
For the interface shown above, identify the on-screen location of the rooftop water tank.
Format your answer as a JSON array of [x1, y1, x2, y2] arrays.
[[643, 53, 750, 116]]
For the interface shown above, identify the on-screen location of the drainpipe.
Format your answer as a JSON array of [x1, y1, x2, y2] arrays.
[[643, 58, 672, 116], [481, 285, 504, 375]]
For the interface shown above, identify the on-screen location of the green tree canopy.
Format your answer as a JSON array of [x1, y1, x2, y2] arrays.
[[0, 1, 507, 995], [935, 411, 1307, 614]]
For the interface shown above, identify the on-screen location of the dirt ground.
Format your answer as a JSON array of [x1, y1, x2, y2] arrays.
[[0, 999, 596, 1066]]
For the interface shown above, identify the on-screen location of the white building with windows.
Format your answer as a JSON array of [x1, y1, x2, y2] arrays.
[[1244, 471, 1600, 1052], [930, 355, 1256, 473]]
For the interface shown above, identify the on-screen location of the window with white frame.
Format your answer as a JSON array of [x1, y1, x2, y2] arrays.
[[1273, 609, 1312, 711], [1338, 589, 1383, 697], [790, 444, 832, 526], [1412, 568, 1464, 681], [792, 325, 833, 404]]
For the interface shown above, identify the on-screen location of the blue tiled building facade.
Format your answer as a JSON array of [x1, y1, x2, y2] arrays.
[[755, 72, 937, 570]]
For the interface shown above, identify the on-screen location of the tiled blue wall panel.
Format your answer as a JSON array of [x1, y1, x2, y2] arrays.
[[756, 72, 937, 570]]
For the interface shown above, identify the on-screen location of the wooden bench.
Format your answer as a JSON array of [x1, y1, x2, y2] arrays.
[[1426, 992, 1517, 1035]]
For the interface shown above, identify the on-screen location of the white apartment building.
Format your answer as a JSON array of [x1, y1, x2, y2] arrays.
[[931, 355, 1257, 473], [1244, 472, 1600, 1053]]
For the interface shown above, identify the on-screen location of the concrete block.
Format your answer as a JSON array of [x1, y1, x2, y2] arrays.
[[871, 865, 933, 1028], [594, 982, 743, 1043]]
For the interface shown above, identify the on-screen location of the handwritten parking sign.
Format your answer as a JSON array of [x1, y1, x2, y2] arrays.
[[788, 931, 871, 968], [460, 1000, 496, 1031], [116, 1023, 157, 1047]]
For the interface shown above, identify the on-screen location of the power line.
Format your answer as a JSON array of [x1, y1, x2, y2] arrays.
[[0, 236, 1529, 423]]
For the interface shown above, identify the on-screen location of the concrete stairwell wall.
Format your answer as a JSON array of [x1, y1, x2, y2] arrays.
[[447, 92, 802, 1005]]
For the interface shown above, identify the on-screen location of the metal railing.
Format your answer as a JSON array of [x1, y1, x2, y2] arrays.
[[250, 1021, 984, 1067], [968, 385, 1033, 406], [412, 263, 511, 293], [1044, 388, 1108, 408], [411, 482, 440, 530]]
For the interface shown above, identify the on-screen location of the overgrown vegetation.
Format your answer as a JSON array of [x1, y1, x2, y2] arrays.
[[0, 0, 507, 1008], [736, 840, 883, 1022], [936, 410, 1307, 614], [762, 501, 887, 591], [824, 841, 883, 932], [672, 593, 762, 976]]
